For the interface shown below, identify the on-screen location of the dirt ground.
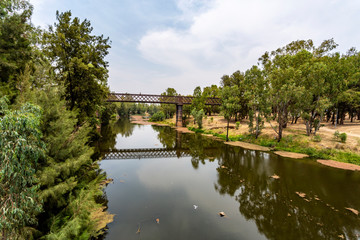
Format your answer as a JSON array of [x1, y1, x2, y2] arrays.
[[184, 115, 360, 154], [132, 114, 360, 152]]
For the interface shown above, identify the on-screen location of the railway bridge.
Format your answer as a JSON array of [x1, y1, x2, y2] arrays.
[[107, 93, 221, 127]]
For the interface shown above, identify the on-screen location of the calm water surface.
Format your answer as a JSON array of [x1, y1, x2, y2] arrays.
[[99, 120, 360, 240]]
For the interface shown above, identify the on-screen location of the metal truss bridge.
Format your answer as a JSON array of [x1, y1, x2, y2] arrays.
[[107, 93, 221, 127]]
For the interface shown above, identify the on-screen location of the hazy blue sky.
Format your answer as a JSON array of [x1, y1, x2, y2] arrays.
[[30, 0, 360, 95]]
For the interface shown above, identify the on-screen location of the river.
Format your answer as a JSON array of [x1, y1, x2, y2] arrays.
[[98, 119, 360, 240]]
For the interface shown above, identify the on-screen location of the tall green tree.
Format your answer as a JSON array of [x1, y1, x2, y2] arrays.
[[203, 84, 220, 115], [220, 85, 240, 141], [221, 71, 248, 120], [160, 88, 177, 119], [0, 98, 44, 239], [244, 66, 270, 138], [0, 0, 34, 100], [43, 11, 111, 123]]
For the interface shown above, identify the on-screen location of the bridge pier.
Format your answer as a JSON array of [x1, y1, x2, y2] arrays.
[[176, 104, 183, 127]]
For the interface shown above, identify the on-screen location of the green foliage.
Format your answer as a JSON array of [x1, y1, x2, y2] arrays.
[[191, 108, 205, 129], [0, 99, 44, 238], [339, 133, 347, 143], [333, 131, 346, 142], [100, 103, 116, 126], [220, 85, 240, 141], [235, 121, 240, 130], [0, 0, 34, 101], [43, 10, 111, 123], [312, 135, 322, 142], [30, 85, 110, 238], [149, 111, 165, 122], [160, 88, 177, 119], [191, 86, 206, 111]]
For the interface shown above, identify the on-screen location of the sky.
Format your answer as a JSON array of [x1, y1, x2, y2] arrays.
[[29, 0, 360, 95]]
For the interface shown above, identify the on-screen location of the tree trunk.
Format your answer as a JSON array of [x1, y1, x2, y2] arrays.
[[295, 116, 299, 124], [255, 111, 259, 139], [226, 119, 230, 142], [335, 108, 338, 128], [305, 121, 311, 136], [278, 110, 283, 142]]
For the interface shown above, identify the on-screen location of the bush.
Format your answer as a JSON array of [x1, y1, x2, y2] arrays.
[[312, 135, 322, 142], [149, 111, 165, 122], [333, 131, 347, 143], [339, 133, 347, 143], [235, 121, 240, 130]]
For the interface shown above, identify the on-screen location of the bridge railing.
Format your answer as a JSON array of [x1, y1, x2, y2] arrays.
[[107, 93, 221, 105]]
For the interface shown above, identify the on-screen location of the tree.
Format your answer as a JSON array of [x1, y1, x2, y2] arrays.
[[160, 88, 177, 119], [244, 66, 270, 138], [191, 86, 206, 111], [221, 71, 248, 120], [0, 98, 44, 239], [0, 0, 34, 101], [191, 108, 205, 128], [220, 85, 240, 141], [43, 11, 111, 123], [203, 85, 220, 115]]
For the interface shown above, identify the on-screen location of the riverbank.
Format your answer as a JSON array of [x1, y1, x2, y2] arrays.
[[131, 115, 360, 171]]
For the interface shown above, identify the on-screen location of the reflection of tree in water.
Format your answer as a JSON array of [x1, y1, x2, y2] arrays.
[[94, 119, 135, 158], [214, 146, 360, 240], [182, 133, 222, 169], [113, 118, 135, 138], [151, 126, 223, 168], [152, 125, 177, 148]]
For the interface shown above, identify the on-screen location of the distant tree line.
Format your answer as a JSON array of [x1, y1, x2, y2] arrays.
[[220, 39, 360, 141]]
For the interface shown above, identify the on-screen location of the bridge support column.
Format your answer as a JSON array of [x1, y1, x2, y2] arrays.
[[176, 104, 183, 127]]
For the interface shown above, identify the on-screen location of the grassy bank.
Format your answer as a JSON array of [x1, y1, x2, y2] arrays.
[[188, 127, 360, 166]]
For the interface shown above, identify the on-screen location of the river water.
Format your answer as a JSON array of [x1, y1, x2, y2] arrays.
[[99, 119, 360, 240]]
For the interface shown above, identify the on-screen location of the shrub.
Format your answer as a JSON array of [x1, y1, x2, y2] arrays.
[[235, 121, 240, 130], [149, 111, 165, 122], [339, 133, 347, 143], [333, 131, 347, 143], [312, 135, 322, 142]]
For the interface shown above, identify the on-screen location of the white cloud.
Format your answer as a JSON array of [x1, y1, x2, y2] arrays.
[[136, 0, 360, 94]]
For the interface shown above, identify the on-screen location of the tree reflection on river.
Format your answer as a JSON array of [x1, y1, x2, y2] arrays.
[[99, 119, 360, 240]]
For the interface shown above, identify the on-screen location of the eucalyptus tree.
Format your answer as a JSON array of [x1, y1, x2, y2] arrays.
[[43, 11, 111, 123], [203, 84, 220, 115], [191, 86, 206, 127], [221, 71, 249, 120], [160, 87, 177, 119], [220, 85, 240, 141], [0, 98, 44, 239], [259, 42, 307, 141], [244, 66, 270, 138]]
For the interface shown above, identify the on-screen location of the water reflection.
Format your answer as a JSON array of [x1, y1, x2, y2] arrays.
[[99, 119, 360, 240], [215, 146, 360, 239]]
